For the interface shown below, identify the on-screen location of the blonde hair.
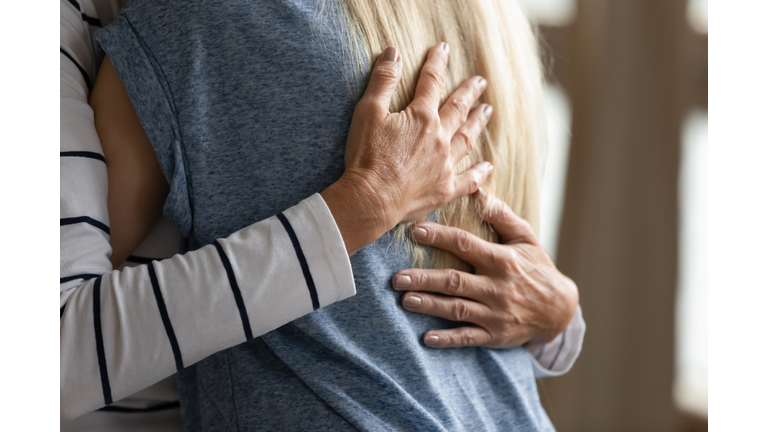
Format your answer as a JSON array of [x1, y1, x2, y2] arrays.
[[336, 0, 546, 270]]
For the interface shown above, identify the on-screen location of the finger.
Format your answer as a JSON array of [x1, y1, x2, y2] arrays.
[[423, 327, 493, 348], [401, 292, 492, 325], [450, 104, 493, 163], [411, 42, 450, 111], [438, 76, 487, 135], [450, 160, 493, 200], [409, 221, 495, 268], [392, 268, 493, 303], [359, 47, 403, 112], [474, 192, 537, 244]]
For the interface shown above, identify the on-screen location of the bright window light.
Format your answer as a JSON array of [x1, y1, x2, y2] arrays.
[[674, 109, 708, 418], [687, 0, 708, 34], [517, 0, 576, 27], [539, 84, 572, 259]]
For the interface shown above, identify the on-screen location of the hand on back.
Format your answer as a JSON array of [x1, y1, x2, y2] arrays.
[[340, 43, 493, 227], [392, 191, 580, 349]]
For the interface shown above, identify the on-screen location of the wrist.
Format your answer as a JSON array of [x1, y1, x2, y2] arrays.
[[320, 171, 398, 256]]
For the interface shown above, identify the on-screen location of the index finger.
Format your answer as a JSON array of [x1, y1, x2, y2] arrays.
[[411, 43, 449, 111], [410, 221, 494, 268], [392, 268, 494, 303], [474, 190, 537, 245]]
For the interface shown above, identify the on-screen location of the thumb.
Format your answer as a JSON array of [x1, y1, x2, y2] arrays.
[[360, 47, 402, 111], [474, 189, 537, 245]]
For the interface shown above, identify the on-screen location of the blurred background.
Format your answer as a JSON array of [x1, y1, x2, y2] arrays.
[[519, 0, 708, 431]]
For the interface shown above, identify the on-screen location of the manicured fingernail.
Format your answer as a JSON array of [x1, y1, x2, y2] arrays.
[[403, 294, 422, 308], [395, 274, 412, 288], [477, 77, 487, 89], [424, 334, 440, 346], [411, 226, 427, 240], [484, 163, 494, 172], [483, 104, 493, 117], [440, 42, 449, 53], [381, 47, 398, 63]]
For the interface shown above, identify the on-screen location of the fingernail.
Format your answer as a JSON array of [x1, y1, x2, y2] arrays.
[[440, 42, 449, 53], [403, 294, 422, 308], [411, 226, 428, 240], [424, 334, 440, 346], [381, 47, 398, 63], [395, 274, 412, 288], [484, 163, 494, 172], [477, 77, 487, 89], [483, 105, 493, 117]]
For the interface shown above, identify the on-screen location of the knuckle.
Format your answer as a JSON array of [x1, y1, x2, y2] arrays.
[[498, 250, 519, 275], [420, 295, 435, 312], [413, 106, 439, 127], [454, 130, 473, 152], [450, 98, 469, 120], [371, 65, 400, 83], [466, 173, 480, 192], [456, 231, 473, 253], [451, 301, 471, 322], [413, 271, 429, 289], [447, 270, 464, 296], [471, 174, 481, 190], [461, 329, 477, 346], [437, 135, 452, 152], [424, 69, 446, 92]]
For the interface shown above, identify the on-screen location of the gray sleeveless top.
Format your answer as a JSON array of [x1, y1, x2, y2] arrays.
[[95, 0, 555, 430]]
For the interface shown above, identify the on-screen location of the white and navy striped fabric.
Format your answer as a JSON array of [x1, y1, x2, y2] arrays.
[[59, 0, 584, 424], [60, 0, 356, 421]]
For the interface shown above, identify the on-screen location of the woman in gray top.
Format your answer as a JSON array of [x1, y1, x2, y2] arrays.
[[88, 0, 580, 429]]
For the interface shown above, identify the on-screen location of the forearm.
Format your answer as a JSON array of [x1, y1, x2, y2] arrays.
[[61, 195, 355, 419]]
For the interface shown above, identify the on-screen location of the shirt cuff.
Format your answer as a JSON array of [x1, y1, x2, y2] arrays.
[[282, 193, 357, 307], [527, 304, 586, 378]]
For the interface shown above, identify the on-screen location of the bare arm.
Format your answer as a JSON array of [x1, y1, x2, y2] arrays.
[[90, 57, 169, 267]]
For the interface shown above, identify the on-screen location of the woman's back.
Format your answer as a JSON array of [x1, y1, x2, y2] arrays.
[[95, 0, 553, 430]]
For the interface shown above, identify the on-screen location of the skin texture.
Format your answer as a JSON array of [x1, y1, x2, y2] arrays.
[[320, 43, 495, 255], [392, 190, 580, 349]]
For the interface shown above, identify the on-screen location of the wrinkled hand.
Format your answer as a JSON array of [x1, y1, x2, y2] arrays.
[[322, 43, 495, 256], [343, 43, 494, 225], [391, 191, 579, 348]]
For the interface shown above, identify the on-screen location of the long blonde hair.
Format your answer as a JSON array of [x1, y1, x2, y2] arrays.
[[334, 0, 545, 270]]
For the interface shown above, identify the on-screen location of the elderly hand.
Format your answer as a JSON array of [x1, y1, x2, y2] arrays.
[[321, 43, 493, 256], [392, 192, 579, 349]]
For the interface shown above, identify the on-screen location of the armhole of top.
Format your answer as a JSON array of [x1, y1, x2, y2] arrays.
[[93, 15, 193, 237]]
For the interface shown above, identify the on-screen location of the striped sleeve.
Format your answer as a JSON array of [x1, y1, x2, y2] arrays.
[[526, 305, 586, 378], [60, 196, 356, 419], [60, 1, 357, 419]]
